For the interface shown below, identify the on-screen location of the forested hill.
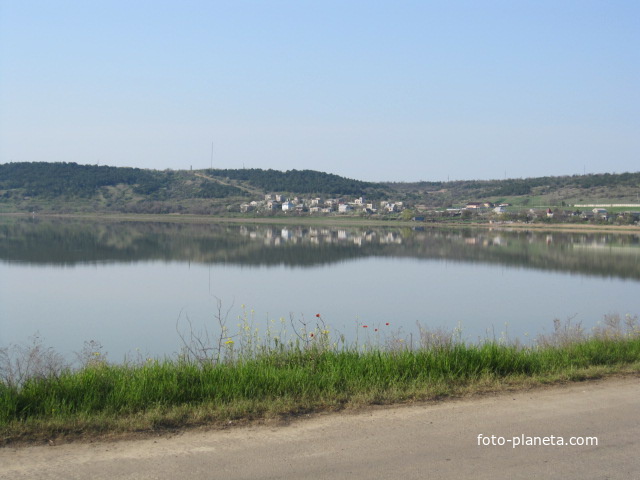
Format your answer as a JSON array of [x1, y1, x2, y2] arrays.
[[0, 162, 385, 196], [0, 162, 161, 197], [387, 172, 640, 196], [386, 172, 640, 207], [1, 162, 639, 214], [212, 168, 387, 195], [0, 162, 388, 213]]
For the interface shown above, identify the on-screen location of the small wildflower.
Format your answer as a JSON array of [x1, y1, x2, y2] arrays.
[[225, 339, 234, 345], [316, 313, 321, 318], [309, 333, 314, 338], [363, 325, 368, 328], [385, 322, 390, 326], [374, 328, 378, 332]]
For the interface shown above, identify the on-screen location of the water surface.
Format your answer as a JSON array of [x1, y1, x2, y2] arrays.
[[1, 217, 638, 360]]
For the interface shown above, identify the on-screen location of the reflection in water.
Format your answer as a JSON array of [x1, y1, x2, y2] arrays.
[[1, 217, 639, 279], [1, 216, 639, 360]]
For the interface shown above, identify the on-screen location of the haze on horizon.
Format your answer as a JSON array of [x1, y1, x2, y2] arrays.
[[1, 1, 638, 183]]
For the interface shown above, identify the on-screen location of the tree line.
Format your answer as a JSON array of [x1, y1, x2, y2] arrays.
[[0, 163, 389, 200], [0, 162, 244, 199], [211, 168, 388, 196]]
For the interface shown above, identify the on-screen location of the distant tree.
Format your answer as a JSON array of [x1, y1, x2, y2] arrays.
[[401, 208, 416, 221]]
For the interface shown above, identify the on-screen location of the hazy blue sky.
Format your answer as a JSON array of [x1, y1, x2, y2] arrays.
[[1, 1, 638, 182]]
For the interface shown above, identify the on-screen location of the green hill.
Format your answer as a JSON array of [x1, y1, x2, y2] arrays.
[[1, 162, 639, 215], [0, 162, 389, 214], [386, 172, 640, 209]]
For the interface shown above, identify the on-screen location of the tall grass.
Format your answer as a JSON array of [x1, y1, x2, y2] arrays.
[[1, 314, 639, 443]]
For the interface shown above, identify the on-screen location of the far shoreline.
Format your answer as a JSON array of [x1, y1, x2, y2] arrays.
[[1, 211, 639, 234]]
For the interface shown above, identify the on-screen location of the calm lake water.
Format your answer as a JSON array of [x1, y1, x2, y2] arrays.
[[1, 217, 639, 361]]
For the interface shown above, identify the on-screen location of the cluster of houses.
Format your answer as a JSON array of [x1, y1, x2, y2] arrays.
[[487, 205, 640, 223], [240, 195, 406, 215], [237, 195, 640, 225], [442, 202, 512, 216], [419, 202, 639, 227]]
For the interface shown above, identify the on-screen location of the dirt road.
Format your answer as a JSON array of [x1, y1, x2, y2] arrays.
[[1, 376, 639, 479]]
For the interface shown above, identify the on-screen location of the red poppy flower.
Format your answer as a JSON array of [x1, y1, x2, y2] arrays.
[[315, 314, 321, 318], [385, 322, 390, 326], [374, 328, 378, 332], [363, 325, 368, 328], [309, 333, 314, 337]]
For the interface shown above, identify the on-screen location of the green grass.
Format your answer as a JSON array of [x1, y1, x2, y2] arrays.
[[2, 332, 639, 445]]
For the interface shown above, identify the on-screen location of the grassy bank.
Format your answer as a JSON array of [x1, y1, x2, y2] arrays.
[[2, 316, 639, 446]]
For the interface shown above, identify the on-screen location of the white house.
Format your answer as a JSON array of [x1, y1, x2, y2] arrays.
[[282, 201, 295, 211]]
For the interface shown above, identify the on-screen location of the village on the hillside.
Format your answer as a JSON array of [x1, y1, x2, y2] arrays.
[[238, 194, 640, 224], [240, 195, 406, 216]]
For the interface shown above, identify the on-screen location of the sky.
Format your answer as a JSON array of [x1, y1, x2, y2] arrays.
[[1, 1, 638, 182]]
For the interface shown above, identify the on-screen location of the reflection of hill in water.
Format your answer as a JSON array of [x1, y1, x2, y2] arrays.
[[1, 217, 639, 280]]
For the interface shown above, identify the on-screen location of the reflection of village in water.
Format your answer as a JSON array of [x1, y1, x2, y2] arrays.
[[230, 224, 639, 277], [238, 225, 404, 246], [237, 224, 638, 251], [230, 224, 639, 279], [0, 217, 638, 278]]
